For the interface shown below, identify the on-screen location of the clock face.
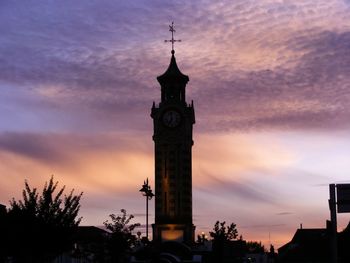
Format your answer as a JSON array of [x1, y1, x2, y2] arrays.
[[162, 110, 181, 128]]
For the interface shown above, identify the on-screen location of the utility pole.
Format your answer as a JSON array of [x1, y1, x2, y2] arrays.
[[329, 184, 337, 263]]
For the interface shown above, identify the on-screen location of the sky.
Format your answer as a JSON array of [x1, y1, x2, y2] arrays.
[[1, 0, 350, 248]]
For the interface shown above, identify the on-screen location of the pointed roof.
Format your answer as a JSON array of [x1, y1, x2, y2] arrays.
[[157, 50, 189, 85], [278, 228, 330, 262]]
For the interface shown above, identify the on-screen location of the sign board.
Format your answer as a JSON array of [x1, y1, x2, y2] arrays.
[[337, 184, 350, 213]]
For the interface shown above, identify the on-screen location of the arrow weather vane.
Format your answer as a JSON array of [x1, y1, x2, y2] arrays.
[[164, 21, 181, 53]]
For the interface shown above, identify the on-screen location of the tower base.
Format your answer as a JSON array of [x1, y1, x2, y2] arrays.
[[152, 223, 195, 245]]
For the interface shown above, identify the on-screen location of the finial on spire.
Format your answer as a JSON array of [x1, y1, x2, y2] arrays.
[[164, 21, 182, 54]]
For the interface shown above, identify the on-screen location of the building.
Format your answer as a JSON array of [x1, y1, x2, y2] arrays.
[[53, 226, 110, 263], [151, 44, 195, 244], [278, 227, 330, 262], [278, 222, 350, 262]]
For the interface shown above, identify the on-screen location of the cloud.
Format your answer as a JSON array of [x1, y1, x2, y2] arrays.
[[0, 130, 298, 228], [194, 30, 350, 131], [0, 131, 155, 226], [0, 132, 148, 162], [195, 173, 277, 205], [240, 223, 286, 229], [193, 133, 295, 181], [1, 0, 350, 134], [0, 132, 65, 163], [0, 1, 169, 133], [276, 212, 293, 216]]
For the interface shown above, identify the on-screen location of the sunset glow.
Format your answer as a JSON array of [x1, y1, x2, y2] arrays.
[[1, 0, 350, 249]]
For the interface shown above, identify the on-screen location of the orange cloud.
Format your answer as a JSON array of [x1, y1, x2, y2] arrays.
[[193, 132, 295, 185]]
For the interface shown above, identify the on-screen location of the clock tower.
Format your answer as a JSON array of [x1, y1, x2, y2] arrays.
[[151, 26, 195, 245]]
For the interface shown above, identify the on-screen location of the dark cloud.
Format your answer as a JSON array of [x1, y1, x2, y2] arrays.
[[276, 212, 293, 216], [0, 131, 151, 163], [0, 132, 64, 163], [240, 224, 286, 229]]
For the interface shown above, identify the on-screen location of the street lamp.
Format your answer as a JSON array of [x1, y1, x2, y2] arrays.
[[139, 178, 154, 240]]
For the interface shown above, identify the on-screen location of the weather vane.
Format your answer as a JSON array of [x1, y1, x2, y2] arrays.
[[164, 21, 181, 54]]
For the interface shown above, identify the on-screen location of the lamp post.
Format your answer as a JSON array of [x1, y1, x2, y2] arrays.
[[139, 178, 154, 240]]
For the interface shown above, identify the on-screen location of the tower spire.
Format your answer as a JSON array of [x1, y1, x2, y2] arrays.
[[164, 22, 181, 54], [159, 22, 188, 87]]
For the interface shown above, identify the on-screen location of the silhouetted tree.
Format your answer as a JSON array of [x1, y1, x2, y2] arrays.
[[246, 241, 265, 253], [209, 221, 239, 263], [104, 209, 140, 263], [196, 233, 209, 244], [0, 204, 7, 263], [268, 244, 277, 261], [210, 221, 238, 242], [4, 176, 83, 262]]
